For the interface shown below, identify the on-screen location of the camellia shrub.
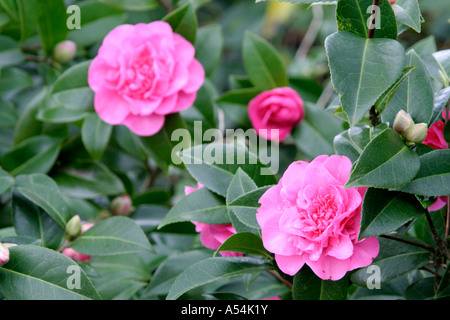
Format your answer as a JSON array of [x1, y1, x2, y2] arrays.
[[0, 0, 449, 301]]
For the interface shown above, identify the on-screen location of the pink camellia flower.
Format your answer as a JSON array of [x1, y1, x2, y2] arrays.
[[423, 111, 448, 211], [63, 223, 94, 262], [256, 155, 380, 280], [88, 21, 205, 136], [185, 183, 243, 257], [248, 87, 304, 142]]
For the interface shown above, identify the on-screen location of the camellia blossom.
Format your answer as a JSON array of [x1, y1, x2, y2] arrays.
[[63, 223, 94, 262], [88, 21, 205, 136], [256, 155, 380, 280], [185, 183, 242, 257], [248, 87, 304, 142], [423, 111, 449, 211]]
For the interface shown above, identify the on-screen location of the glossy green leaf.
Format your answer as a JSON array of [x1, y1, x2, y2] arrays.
[[12, 192, 65, 250], [433, 49, 450, 79], [430, 87, 450, 125], [336, 0, 397, 39], [163, 2, 197, 45], [325, 31, 405, 126], [195, 24, 223, 77], [36, 0, 68, 56], [0, 67, 33, 94], [382, 50, 434, 125], [99, 0, 157, 10], [397, 149, 450, 197], [0, 168, 14, 194], [360, 188, 424, 239], [1, 135, 61, 176], [51, 60, 92, 94], [166, 256, 271, 300], [294, 102, 343, 159], [351, 237, 430, 286], [70, 216, 153, 256], [0, 35, 24, 67], [0, 245, 101, 300], [242, 31, 288, 91], [293, 266, 348, 300], [216, 232, 270, 257], [15, 174, 72, 228], [81, 113, 112, 160], [393, 0, 423, 33], [345, 128, 420, 189], [36, 105, 89, 123], [52, 161, 125, 199], [158, 187, 229, 228]]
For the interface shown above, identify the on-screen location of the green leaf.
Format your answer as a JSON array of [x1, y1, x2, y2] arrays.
[[393, 0, 423, 33], [70, 216, 153, 256], [325, 31, 405, 126], [345, 128, 420, 189], [15, 174, 72, 228], [192, 78, 218, 129], [113, 125, 147, 159], [0, 67, 33, 94], [99, 0, 157, 10], [216, 232, 270, 257], [179, 143, 276, 197], [146, 250, 212, 296], [52, 161, 125, 199], [397, 149, 450, 197], [36, 0, 68, 56], [382, 50, 434, 125], [351, 237, 430, 286], [162, 2, 197, 45], [0, 245, 101, 300], [333, 130, 362, 163], [430, 87, 450, 125], [292, 266, 348, 300], [360, 188, 424, 239], [294, 102, 343, 159], [0, 35, 24, 67], [242, 31, 288, 91], [10, 0, 38, 42], [158, 187, 229, 228], [0, 168, 14, 194], [12, 192, 64, 250], [51, 60, 92, 94], [166, 256, 271, 300], [255, 0, 336, 3], [433, 49, 450, 80], [81, 113, 112, 160], [36, 105, 89, 124], [141, 113, 188, 172], [1, 135, 61, 176], [336, 0, 397, 39], [195, 24, 223, 77]]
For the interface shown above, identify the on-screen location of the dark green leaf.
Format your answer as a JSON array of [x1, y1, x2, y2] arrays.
[[195, 24, 223, 77], [293, 265, 348, 300], [242, 31, 288, 91], [397, 149, 450, 197], [36, 0, 68, 56], [81, 113, 112, 160], [166, 256, 271, 300], [163, 2, 197, 45], [393, 0, 423, 33], [0, 35, 24, 67], [345, 128, 420, 189], [0, 245, 101, 300], [70, 216, 153, 256], [216, 232, 270, 257], [360, 188, 424, 239], [99, 0, 157, 10]]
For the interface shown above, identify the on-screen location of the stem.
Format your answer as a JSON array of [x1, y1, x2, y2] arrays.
[[24, 54, 47, 63], [445, 197, 450, 241], [424, 209, 450, 261], [420, 266, 443, 280], [156, 0, 172, 13], [367, 0, 380, 126], [380, 234, 435, 252], [368, 0, 380, 39], [267, 270, 293, 289]]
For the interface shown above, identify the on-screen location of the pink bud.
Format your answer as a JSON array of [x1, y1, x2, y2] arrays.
[[110, 195, 133, 216], [53, 40, 77, 64], [389, 0, 396, 5], [0, 243, 10, 266], [63, 248, 91, 263]]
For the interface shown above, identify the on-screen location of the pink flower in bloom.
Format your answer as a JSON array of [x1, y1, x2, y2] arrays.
[[185, 183, 243, 257], [63, 223, 94, 262], [88, 21, 205, 136], [248, 87, 304, 142], [423, 111, 448, 211], [256, 155, 380, 280]]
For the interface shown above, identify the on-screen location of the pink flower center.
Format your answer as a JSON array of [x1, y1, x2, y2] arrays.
[[298, 194, 338, 239]]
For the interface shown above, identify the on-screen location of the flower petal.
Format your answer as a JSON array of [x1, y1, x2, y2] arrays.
[[122, 113, 165, 136]]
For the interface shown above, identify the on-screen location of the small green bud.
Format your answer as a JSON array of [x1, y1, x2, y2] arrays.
[[403, 123, 428, 144], [110, 195, 133, 216], [393, 110, 414, 134], [53, 40, 77, 64], [65, 215, 82, 241]]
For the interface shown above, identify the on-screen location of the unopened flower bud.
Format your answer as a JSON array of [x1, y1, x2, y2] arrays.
[[389, 0, 396, 5], [0, 243, 10, 266], [110, 195, 133, 216], [403, 123, 428, 144], [65, 215, 82, 241], [393, 110, 414, 134], [53, 40, 77, 64]]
